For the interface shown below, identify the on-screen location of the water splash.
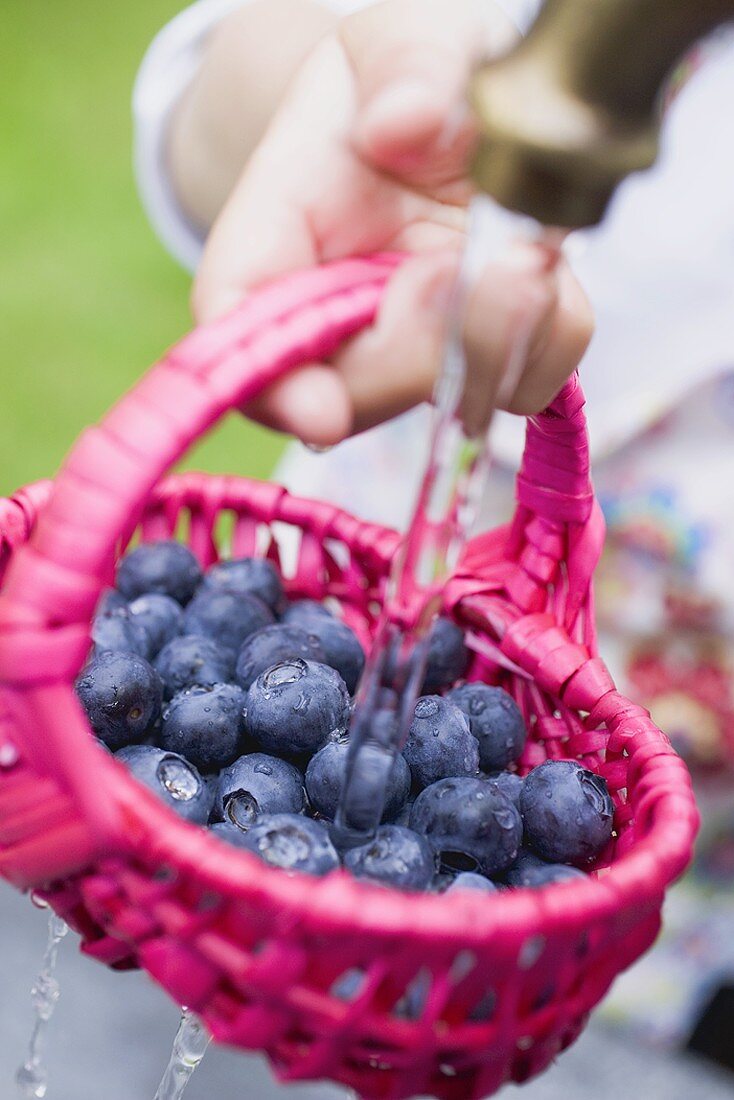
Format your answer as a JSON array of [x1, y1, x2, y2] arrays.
[[334, 198, 563, 846], [153, 1010, 211, 1100], [16, 909, 69, 1098]]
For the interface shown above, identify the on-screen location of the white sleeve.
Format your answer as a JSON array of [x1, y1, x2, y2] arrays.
[[133, 0, 371, 272], [494, 0, 543, 34], [133, 0, 248, 272]]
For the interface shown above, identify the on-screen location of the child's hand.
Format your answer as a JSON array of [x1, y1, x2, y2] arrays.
[[192, 0, 593, 445]]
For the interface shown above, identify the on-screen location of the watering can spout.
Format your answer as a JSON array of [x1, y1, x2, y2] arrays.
[[470, 0, 734, 228]]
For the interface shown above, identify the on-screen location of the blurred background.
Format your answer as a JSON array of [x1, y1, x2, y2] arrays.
[[2, 2, 734, 1098], [0, 0, 284, 499]]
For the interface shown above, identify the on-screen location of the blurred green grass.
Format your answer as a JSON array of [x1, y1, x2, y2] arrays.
[[0, 0, 285, 498]]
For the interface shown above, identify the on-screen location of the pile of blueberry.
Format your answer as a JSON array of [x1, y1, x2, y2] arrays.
[[75, 540, 614, 895]]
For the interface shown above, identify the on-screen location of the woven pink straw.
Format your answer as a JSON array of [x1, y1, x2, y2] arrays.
[[0, 256, 698, 1100]]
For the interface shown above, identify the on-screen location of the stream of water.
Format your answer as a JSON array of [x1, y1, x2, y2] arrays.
[[334, 198, 563, 847], [16, 905, 69, 1099], [153, 1010, 211, 1100]]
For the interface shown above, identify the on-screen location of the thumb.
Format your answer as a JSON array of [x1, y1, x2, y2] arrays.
[[339, 0, 517, 188]]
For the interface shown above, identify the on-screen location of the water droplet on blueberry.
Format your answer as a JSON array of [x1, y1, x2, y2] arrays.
[[494, 807, 517, 830], [157, 757, 199, 802], [414, 698, 439, 719], [253, 761, 273, 776], [263, 660, 307, 688], [292, 692, 311, 715]]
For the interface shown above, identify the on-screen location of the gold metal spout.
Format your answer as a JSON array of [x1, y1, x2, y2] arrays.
[[470, 0, 734, 228]]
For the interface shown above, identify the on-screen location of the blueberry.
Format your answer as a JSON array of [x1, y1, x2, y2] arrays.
[[410, 777, 523, 877], [201, 557, 284, 613], [395, 971, 431, 1020], [128, 593, 183, 657], [520, 760, 614, 867], [431, 871, 458, 893], [116, 541, 202, 605], [97, 588, 127, 615], [421, 617, 469, 693], [305, 739, 411, 823], [238, 813, 340, 875], [343, 825, 435, 891], [331, 970, 365, 1001], [392, 799, 415, 828], [154, 635, 234, 699], [159, 683, 247, 771], [116, 744, 213, 824], [213, 752, 306, 825], [402, 696, 479, 791], [183, 588, 274, 655], [448, 684, 526, 771], [504, 848, 587, 888], [446, 872, 498, 894], [91, 607, 153, 659], [209, 820, 251, 847], [76, 651, 163, 750], [484, 771, 524, 808], [235, 624, 325, 690], [281, 600, 334, 626], [246, 659, 350, 758], [292, 615, 365, 695], [203, 772, 220, 811]]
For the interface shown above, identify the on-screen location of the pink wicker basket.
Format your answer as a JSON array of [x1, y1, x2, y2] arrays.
[[0, 255, 698, 1100]]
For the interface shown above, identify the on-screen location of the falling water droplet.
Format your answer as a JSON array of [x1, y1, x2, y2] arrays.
[[153, 1010, 211, 1100], [303, 442, 334, 455], [16, 911, 68, 1098]]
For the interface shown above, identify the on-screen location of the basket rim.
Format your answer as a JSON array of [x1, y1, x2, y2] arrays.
[[0, 471, 695, 950]]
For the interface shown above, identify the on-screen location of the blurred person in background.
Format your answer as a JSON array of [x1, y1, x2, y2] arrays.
[[134, 0, 734, 1065]]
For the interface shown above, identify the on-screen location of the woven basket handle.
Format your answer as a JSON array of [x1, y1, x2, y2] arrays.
[[0, 254, 592, 684]]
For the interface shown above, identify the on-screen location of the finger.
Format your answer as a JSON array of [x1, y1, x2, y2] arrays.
[[340, 0, 517, 190], [335, 250, 459, 433], [330, 244, 570, 437], [502, 262, 594, 415], [242, 365, 353, 446], [240, 249, 590, 443]]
